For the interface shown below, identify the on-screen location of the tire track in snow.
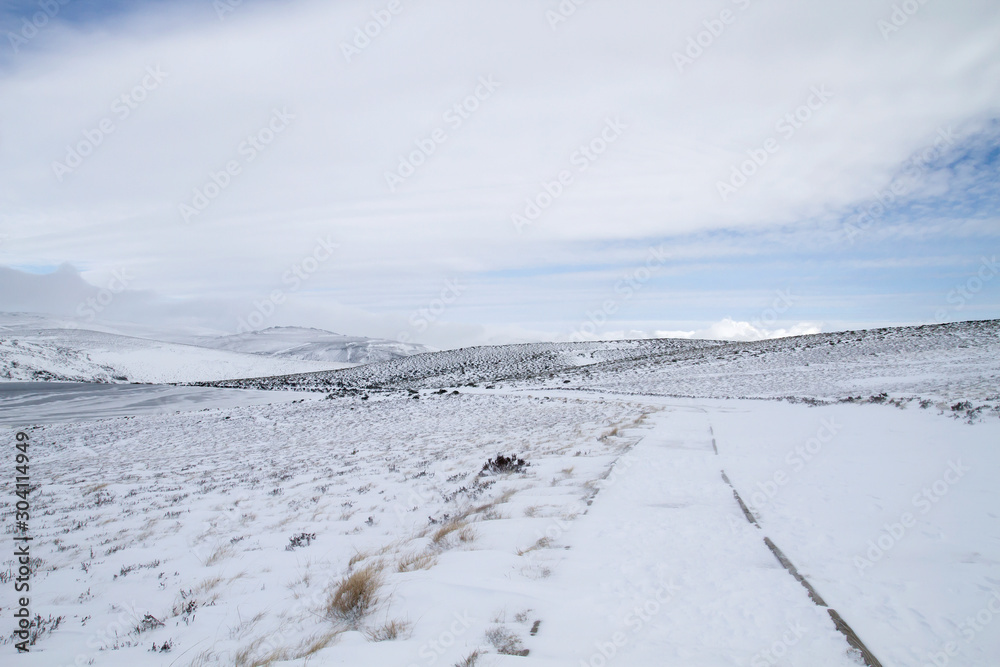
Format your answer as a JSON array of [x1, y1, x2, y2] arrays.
[[718, 452, 884, 667]]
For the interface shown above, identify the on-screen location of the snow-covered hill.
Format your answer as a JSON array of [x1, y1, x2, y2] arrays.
[[0, 315, 428, 384], [547, 319, 1000, 405], [201, 338, 717, 391], [190, 326, 429, 364], [204, 320, 1000, 413]]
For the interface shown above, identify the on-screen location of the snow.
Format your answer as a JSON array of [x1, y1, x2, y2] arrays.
[[203, 321, 1000, 418], [0, 316, 432, 384], [0, 328, 350, 384], [1, 320, 998, 665]]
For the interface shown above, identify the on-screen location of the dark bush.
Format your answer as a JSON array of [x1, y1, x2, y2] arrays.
[[481, 454, 528, 475], [286, 532, 316, 550]]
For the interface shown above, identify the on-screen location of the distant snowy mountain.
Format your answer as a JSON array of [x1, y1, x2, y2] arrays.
[[191, 326, 430, 364], [0, 315, 428, 384]]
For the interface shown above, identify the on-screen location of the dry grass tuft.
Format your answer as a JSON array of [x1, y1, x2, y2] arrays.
[[516, 537, 550, 556], [205, 544, 234, 566], [432, 520, 466, 545], [198, 575, 224, 592], [365, 618, 412, 642], [326, 564, 384, 626], [348, 549, 371, 569], [432, 520, 478, 548], [234, 637, 293, 667], [293, 629, 342, 658], [397, 551, 437, 572], [454, 649, 481, 666]]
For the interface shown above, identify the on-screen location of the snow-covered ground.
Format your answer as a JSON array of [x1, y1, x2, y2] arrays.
[[1, 320, 998, 666], [0, 383, 311, 427], [3, 389, 999, 666]]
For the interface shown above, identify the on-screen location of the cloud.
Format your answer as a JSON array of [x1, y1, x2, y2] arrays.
[[687, 318, 822, 342], [0, 0, 998, 345]]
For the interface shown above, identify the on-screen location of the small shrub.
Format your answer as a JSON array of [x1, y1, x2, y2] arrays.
[[7, 614, 64, 646], [150, 639, 173, 652], [172, 590, 199, 624], [481, 454, 528, 475], [286, 532, 316, 551], [485, 625, 528, 656], [134, 613, 165, 635]]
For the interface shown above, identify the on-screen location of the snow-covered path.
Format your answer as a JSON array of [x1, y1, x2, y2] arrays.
[[5, 385, 996, 665], [531, 405, 865, 666]]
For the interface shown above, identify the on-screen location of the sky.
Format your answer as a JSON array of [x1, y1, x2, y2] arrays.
[[0, 0, 998, 348]]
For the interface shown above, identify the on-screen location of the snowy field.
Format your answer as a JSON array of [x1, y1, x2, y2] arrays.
[[3, 386, 999, 666], [0, 383, 310, 427], [1, 320, 998, 666]]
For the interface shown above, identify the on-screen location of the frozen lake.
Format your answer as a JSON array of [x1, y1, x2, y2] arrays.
[[0, 381, 308, 426]]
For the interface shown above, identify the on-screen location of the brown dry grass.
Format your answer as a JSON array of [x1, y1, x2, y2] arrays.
[[397, 551, 437, 572], [365, 618, 411, 642], [326, 564, 384, 626]]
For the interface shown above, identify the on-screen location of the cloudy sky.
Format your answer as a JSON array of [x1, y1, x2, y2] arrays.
[[1, 0, 998, 347]]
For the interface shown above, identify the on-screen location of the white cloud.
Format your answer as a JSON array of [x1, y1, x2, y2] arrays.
[[689, 318, 822, 342], [0, 0, 998, 343]]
